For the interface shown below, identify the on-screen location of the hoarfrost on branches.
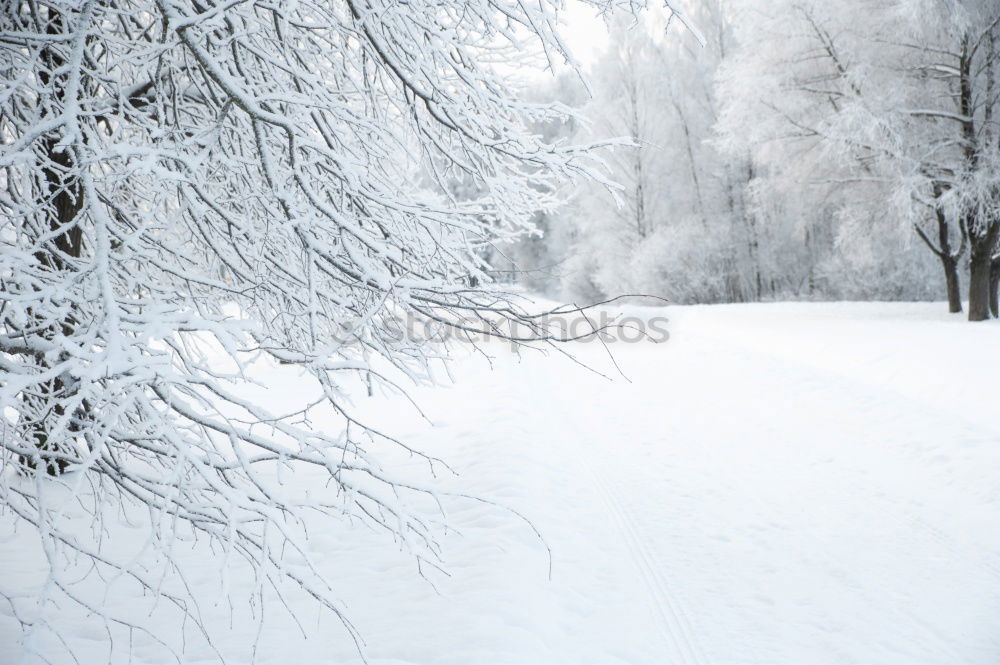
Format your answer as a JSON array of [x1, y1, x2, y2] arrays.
[[0, 0, 691, 659]]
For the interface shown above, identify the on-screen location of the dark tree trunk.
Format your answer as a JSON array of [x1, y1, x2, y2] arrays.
[[956, 37, 996, 322], [967, 211, 1000, 321], [969, 250, 993, 321], [990, 258, 1000, 318], [22, 148, 85, 475], [913, 195, 965, 314], [19, 5, 87, 476], [943, 256, 963, 314], [937, 202, 963, 314], [969, 221, 1000, 321]]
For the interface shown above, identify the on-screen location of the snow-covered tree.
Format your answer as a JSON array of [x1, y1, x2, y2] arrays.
[[896, 0, 1000, 320], [0, 0, 696, 659], [551, 2, 798, 305], [559, 16, 669, 299], [716, 0, 1000, 318]]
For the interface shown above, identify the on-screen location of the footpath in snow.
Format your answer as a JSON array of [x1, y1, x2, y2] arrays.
[[4, 301, 1000, 664]]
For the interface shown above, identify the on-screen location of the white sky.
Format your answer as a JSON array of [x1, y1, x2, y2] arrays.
[[545, 2, 678, 72], [560, 2, 614, 68], [513, 2, 682, 86]]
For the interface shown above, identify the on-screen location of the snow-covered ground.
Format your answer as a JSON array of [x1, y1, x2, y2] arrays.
[[4, 301, 1000, 664]]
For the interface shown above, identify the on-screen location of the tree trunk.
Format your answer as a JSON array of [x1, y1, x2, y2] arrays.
[[957, 36, 995, 322], [943, 256, 963, 313], [969, 249, 994, 321], [21, 132, 85, 476], [18, 5, 87, 476], [968, 208, 1000, 321], [990, 258, 1000, 318], [911, 190, 966, 314]]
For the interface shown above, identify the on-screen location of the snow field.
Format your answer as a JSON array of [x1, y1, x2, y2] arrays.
[[3, 301, 1000, 664]]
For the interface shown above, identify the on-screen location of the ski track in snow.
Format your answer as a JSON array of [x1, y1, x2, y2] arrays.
[[545, 348, 711, 665], [3, 301, 1000, 665], [589, 464, 710, 665]]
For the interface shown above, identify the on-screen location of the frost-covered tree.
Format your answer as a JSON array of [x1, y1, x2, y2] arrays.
[[833, 0, 1000, 319], [551, 2, 797, 305], [646, 0, 766, 303], [0, 0, 695, 659], [902, 0, 1000, 320], [559, 16, 668, 299], [716, 0, 1000, 318], [520, 0, 955, 307]]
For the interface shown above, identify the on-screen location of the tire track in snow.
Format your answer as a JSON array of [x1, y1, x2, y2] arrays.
[[588, 465, 711, 665]]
